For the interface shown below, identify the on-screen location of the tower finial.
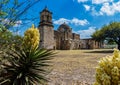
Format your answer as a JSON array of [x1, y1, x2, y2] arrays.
[[45, 5, 48, 10]]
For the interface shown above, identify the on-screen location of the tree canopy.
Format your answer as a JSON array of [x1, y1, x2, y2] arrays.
[[92, 22, 120, 50], [0, 0, 41, 50], [0, 0, 41, 63], [0, 0, 41, 30]]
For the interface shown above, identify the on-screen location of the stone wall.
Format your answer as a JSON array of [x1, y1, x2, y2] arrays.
[[39, 25, 55, 49], [80, 39, 102, 49], [39, 7, 103, 50]]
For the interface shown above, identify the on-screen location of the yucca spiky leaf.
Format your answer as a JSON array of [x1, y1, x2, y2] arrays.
[[0, 47, 54, 85]]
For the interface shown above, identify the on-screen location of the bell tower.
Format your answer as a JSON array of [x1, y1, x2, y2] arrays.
[[38, 7, 55, 49]]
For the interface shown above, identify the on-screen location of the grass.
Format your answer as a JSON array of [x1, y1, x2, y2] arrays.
[[47, 49, 113, 85]]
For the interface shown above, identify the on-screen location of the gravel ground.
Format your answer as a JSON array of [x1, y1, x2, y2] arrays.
[[46, 49, 113, 85]]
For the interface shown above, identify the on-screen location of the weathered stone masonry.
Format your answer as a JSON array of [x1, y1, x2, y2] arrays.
[[38, 7, 102, 50]]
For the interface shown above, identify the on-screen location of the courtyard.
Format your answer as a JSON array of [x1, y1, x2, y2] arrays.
[[47, 49, 113, 85]]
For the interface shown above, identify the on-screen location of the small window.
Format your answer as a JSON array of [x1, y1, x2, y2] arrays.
[[47, 16, 49, 21]]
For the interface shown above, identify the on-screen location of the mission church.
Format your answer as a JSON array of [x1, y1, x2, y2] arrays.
[[38, 7, 102, 50]]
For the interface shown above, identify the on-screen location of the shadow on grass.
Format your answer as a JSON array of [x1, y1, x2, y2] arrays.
[[84, 49, 114, 53]]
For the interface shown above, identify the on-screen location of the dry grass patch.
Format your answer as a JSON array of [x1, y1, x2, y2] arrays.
[[47, 49, 113, 85]]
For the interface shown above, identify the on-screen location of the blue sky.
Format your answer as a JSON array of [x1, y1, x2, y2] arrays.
[[14, 0, 120, 39]]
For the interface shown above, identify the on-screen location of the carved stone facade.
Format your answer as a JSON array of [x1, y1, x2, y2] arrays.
[[38, 7, 80, 50], [38, 7, 102, 50], [54, 23, 81, 50]]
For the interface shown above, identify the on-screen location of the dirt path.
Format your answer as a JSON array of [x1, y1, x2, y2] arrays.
[[47, 49, 113, 85]]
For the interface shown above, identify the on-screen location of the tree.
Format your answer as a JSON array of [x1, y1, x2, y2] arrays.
[[92, 22, 120, 50], [0, 0, 41, 30], [0, 0, 41, 58]]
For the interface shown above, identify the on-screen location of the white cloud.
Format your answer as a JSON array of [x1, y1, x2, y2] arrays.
[[53, 18, 70, 25], [91, 1, 120, 16], [75, 0, 120, 16], [100, 1, 120, 16], [71, 18, 89, 26], [92, 0, 113, 4], [53, 18, 89, 26], [91, 7, 101, 16], [1, 19, 10, 25], [76, 27, 96, 39], [84, 5, 90, 11], [77, 0, 88, 3], [14, 20, 22, 27], [1, 18, 22, 27]]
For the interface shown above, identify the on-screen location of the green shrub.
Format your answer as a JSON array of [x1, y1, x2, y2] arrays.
[[0, 24, 54, 85], [94, 49, 120, 85], [0, 47, 54, 85]]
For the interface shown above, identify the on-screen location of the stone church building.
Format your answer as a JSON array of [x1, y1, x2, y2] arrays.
[[38, 7, 102, 50], [54, 23, 81, 50]]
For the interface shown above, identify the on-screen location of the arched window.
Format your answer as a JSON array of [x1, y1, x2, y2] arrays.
[[47, 15, 49, 21], [67, 32, 69, 39]]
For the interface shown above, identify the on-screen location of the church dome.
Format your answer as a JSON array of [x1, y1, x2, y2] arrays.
[[58, 23, 71, 32]]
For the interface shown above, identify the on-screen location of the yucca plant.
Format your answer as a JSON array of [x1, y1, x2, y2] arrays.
[[0, 24, 54, 85], [23, 24, 40, 49], [0, 46, 54, 85]]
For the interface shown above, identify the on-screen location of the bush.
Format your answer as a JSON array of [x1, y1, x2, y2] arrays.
[[0, 24, 54, 85], [0, 46, 54, 85], [94, 49, 120, 85]]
